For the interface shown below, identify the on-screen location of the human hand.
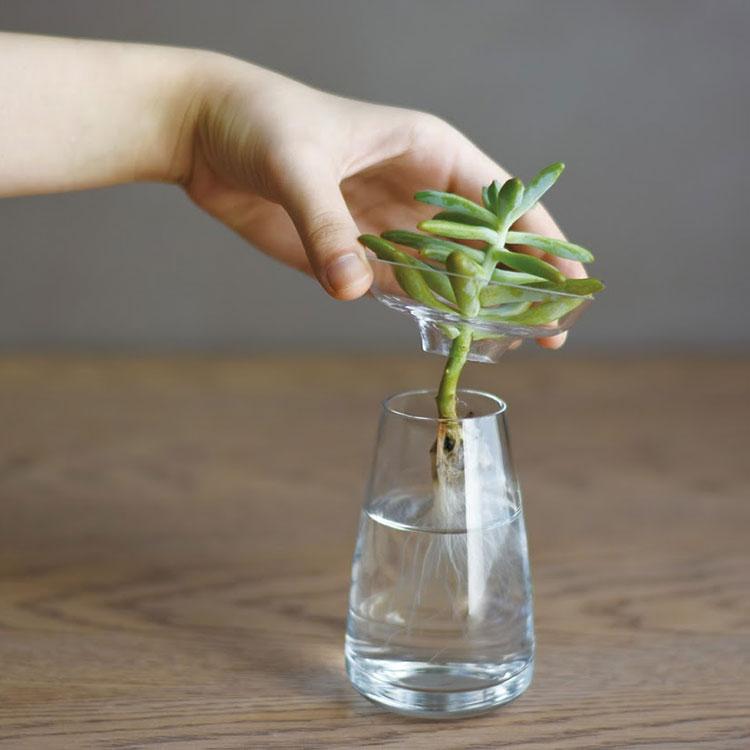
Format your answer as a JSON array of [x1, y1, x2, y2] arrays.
[[177, 54, 584, 347], [0, 33, 581, 349]]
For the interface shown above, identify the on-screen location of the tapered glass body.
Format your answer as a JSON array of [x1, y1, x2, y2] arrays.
[[345, 389, 534, 718]]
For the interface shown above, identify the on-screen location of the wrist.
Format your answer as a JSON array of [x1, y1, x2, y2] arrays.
[[142, 47, 216, 186], [155, 48, 269, 187]]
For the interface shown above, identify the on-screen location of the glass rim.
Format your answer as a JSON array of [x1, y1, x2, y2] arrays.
[[367, 255, 594, 300], [382, 388, 507, 422]]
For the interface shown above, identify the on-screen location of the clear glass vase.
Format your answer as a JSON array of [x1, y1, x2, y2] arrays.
[[345, 389, 534, 718]]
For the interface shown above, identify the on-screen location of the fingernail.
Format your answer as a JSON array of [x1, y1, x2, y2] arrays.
[[326, 253, 369, 293], [535, 330, 568, 349], [545, 331, 568, 349]]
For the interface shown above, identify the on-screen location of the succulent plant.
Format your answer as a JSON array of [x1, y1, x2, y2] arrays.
[[359, 162, 603, 420], [359, 163, 603, 523]]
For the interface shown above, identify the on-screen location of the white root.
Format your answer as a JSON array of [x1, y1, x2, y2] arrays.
[[425, 417, 508, 624]]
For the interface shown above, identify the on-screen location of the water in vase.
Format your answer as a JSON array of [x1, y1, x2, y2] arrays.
[[346, 490, 534, 718]]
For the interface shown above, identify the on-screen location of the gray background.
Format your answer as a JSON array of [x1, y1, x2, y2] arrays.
[[0, 0, 747, 353]]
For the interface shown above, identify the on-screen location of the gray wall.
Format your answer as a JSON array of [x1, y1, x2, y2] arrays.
[[0, 1, 747, 353]]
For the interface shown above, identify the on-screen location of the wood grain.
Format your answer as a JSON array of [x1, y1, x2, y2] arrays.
[[0, 355, 748, 749]]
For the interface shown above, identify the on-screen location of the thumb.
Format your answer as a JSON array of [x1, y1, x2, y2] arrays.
[[276, 160, 372, 300]]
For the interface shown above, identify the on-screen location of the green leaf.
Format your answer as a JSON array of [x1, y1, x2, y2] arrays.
[[532, 277, 605, 295], [506, 231, 594, 262], [480, 284, 548, 306], [418, 219, 498, 244], [414, 190, 499, 228], [432, 210, 495, 227], [358, 235, 454, 313], [488, 180, 501, 214], [479, 277, 601, 307], [495, 178, 525, 228], [420, 246, 484, 265], [479, 301, 533, 319], [445, 251, 481, 317], [491, 268, 549, 285], [382, 229, 469, 257], [505, 296, 585, 325], [481, 185, 492, 212], [493, 249, 566, 283], [417, 266, 457, 303], [500, 301, 533, 316], [510, 162, 564, 223], [377, 231, 460, 301]]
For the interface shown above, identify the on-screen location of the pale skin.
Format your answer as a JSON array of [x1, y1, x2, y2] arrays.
[[0, 33, 585, 347]]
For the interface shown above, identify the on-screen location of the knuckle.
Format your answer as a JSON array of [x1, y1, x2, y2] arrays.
[[409, 112, 453, 142], [259, 144, 297, 186], [261, 140, 325, 195]]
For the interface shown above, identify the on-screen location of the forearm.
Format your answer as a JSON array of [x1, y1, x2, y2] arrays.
[[0, 32, 203, 196]]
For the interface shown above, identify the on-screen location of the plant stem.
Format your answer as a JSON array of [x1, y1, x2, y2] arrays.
[[437, 224, 508, 420], [482, 227, 509, 277], [437, 326, 473, 419], [431, 326, 472, 529]]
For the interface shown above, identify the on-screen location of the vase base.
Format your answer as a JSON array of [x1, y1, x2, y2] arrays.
[[416, 318, 522, 363], [345, 653, 533, 719]]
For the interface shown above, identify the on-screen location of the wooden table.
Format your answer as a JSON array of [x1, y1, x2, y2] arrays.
[[0, 356, 748, 749]]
